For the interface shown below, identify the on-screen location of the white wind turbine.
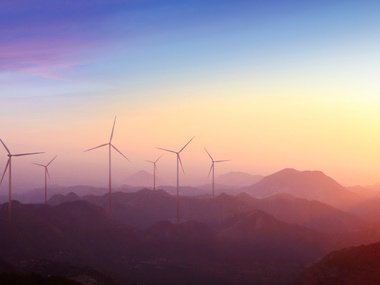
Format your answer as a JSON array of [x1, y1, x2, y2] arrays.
[[33, 155, 57, 205], [84, 117, 129, 217], [157, 136, 195, 223], [0, 138, 44, 224], [204, 148, 230, 197], [145, 154, 163, 191]]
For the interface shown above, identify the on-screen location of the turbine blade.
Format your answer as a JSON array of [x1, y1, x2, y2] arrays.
[[84, 143, 108, 152], [157, 147, 176, 154], [47, 155, 57, 166], [155, 154, 163, 163], [46, 168, 51, 181], [13, 152, 44, 157], [204, 148, 213, 161], [178, 155, 185, 174], [109, 116, 117, 143], [1, 159, 10, 186], [33, 163, 45, 167], [145, 160, 154, 163], [111, 144, 130, 161], [0, 138, 11, 154], [179, 136, 195, 153], [208, 163, 213, 177], [214, 160, 230, 163]]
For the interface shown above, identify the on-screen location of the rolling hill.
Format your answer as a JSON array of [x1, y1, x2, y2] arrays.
[[300, 242, 380, 285], [240, 168, 363, 209], [1, 198, 329, 285]]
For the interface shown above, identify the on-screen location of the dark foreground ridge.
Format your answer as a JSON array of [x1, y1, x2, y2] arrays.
[[300, 242, 380, 285], [0, 196, 325, 285], [2, 179, 380, 285]]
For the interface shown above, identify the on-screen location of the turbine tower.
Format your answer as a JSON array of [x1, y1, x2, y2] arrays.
[[33, 155, 57, 204], [0, 138, 44, 224], [84, 116, 129, 217], [157, 137, 195, 223], [204, 148, 230, 197], [145, 154, 163, 190]]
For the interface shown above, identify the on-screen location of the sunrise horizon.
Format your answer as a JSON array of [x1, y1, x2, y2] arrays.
[[1, 2, 380, 283]]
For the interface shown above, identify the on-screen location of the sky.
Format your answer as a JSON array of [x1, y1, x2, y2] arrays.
[[1, 0, 380, 192]]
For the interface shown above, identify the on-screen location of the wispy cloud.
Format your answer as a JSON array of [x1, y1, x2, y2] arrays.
[[0, 0, 137, 82]]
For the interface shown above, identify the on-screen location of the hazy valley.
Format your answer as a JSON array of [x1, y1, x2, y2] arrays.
[[2, 168, 380, 284]]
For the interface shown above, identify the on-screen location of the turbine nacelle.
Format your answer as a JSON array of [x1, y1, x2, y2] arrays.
[[157, 136, 195, 174], [33, 155, 57, 181], [146, 155, 163, 190]]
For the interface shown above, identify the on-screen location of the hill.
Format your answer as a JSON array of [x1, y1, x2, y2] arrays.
[[49, 188, 369, 250], [300, 242, 380, 285], [241, 168, 363, 209], [127, 170, 165, 187], [217, 171, 264, 187], [1, 198, 328, 285], [236, 193, 366, 236]]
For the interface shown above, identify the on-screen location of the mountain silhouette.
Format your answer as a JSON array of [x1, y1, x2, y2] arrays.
[[235, 193, 366, 236], [49, 188, 365, 243], [1, 197, 328, 285], [217, 171, 264, 187], [217, 210, 324, 264], [157, 185, 207, 196], [241, 168, 362, 209], [300, 241, 380, 285], [127, 170, 165, 187]]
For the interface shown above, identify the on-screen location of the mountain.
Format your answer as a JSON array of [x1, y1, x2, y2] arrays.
[[49, 189, 255, 229], [347, 184, 380, 198], [217, 171, 264, 187], [49, 188, 367, 247], [157, 185, 206, 196], [345, 196, 380, 226], [0, 201, 142, 284], [0, 201, 137, 266], [1, 198, 328, 285], [217, 210, 324, 264], [367, 182, 380, 193], [127, 170, 165, 187], [6, 189, 378, 285], [143, 220, 215, 260], [241, 168, 363, 209], [300, 242, 380, 285], [9, 185, 143, 204], [48, 192, 81, 206], [235, 193, 366, 237], [196, 183, 236, 196], [140, 214, 325, 285]]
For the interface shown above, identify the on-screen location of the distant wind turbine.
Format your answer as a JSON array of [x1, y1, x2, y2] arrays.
[[204, 148, 230, 197], [0, 138, 44, 224], [157, 137, 195, 223], [145, 155, 163, 190], [84, 117, 130, 217], [33, 155, 57, 204]]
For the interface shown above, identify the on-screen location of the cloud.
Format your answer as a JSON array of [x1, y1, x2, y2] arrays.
[[0, 0, 137, 81]]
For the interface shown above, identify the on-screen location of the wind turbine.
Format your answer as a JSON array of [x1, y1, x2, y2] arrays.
[[33, 155, 57, 204], [145, 154, 163, 190], [157, 136, 195, 223], [84, 116, 129, 217], [0, 138, 44, 224], [204, 148, 230, 197]]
